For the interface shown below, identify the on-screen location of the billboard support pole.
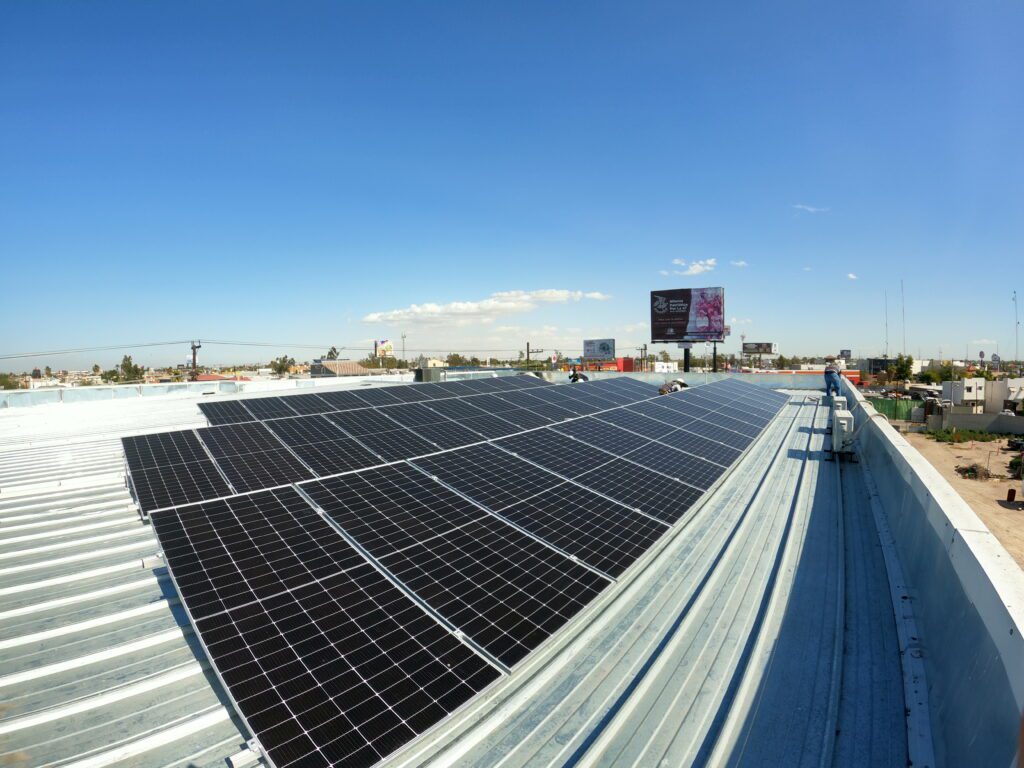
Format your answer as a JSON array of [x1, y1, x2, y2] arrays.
[[684, 348, 690, 373], [713, 342, 718, 373]]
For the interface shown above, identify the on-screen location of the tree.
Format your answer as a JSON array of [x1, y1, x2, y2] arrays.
[[658, 350, 671, 363], [326, 346, 339, 360], [446, 353, 470, 367], [917, 369, 941, 385], [118, 355, 143, 382], [44, 366, 52, 377], [887, 354, 913, 381], [270, 355, 295, 376], [92, 364, 101, 375], [0, 373, 20, 390]]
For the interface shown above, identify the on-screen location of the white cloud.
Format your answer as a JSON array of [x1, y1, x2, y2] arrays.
[[670, 258, 717, 276], [621, 321, 648, 333], [802, 266, 812, 272], [730, 260, 748, 268], [363, 288, 610, 326], [847, 273, 858, 280], [730, 317, 753, 325], [793, 203, 830, 214], [658, 269, 669, 276], [971, 338, 997, 345]]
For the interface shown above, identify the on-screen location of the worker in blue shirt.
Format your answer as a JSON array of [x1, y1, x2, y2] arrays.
[[824, 358, 842, 399]]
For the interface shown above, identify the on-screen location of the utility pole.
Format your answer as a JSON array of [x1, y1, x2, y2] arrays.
[[526, 342, 544, 372], [190, 340, 201, 381], [401, 332, 406, 369], [884, 290, 889, 359], [1014, 291, 1020, 368], [901, 279, 907, 357]]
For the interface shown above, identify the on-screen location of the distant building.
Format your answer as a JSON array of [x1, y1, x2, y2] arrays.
[[865, 358, 896, 375], [310, 359, 387, 377], [942, 378, 986, 414]]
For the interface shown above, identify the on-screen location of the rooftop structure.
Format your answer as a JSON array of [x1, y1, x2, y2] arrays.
[[1, 374, 1021, 767]]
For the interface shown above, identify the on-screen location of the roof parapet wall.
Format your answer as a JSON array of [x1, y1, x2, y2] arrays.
[[844, 378, 1024, 768]]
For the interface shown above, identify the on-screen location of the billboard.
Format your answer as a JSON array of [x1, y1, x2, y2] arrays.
[[840, 349, 852, 359], [650, 287, 725, 343], [742, 342, 778, 355], [583, 338, 616, 360], [375, 339, 395, 358]]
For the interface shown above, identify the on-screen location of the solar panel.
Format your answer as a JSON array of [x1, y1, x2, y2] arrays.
[[646, 396, 717, 419], [199, 423, 315, 491], [200, 421, 289, 456], [495, 428, 615, 479], [277, 392, 335, 415], [412, 443, 565, 512], [380, 403, 450, 428], [654, 428, 742, 466], [572, 383, 635, 406], [264, 416, 381, 476], [714, 404, 776, 426], [195, 571, 499, 768], [558, 387, 623, 411], [351, 387, 406, 407], [123, 430, 211, 469], [622, 442, 727, 489], [264, 415, 348, 446], [152, 486, 366, 619], [451, 378, 498, 393], [415, 420, 485, 449], [379, 384, 436, 403], [304, 466, 609, 667], [596, 408, 678, 439], [458, 393, 519, 414], [489, 407, 556, 430], [211, 449, 316, 491], [520, 388, 599, 415], [449, 414, 519, 439], [625, 401, 697, 429], [152, 487, 499, 768], [316, 389, 374, 412], [239, 396, 299, 421], [423, 397, 490, 421], [573, 459, 705, 524], [680, 419, 753, 450], [322, 407, 402, 437], [129, 460, 233, 513], [353, 429, 442, 462], [432, 381, 479, 397], [550, 417, 651, 456], [376, 515, 608, 667], [696, 411, 762, 439], [199, 400, 256, 426], [495, 394, 578, 423], [303, 464, 490, 559], [495, 482, 667, 577]]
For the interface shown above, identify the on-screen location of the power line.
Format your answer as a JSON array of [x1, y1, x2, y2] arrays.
[[0, 340, 192, 361]]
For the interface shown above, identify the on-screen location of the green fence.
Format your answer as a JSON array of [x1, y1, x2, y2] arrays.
[[868, 397, 920, 421]]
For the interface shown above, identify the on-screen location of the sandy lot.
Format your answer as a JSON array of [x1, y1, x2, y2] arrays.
[[903, 432, 1024, 569]]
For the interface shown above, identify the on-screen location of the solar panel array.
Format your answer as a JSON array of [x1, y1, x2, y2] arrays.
[[132, 375, 790, 767]]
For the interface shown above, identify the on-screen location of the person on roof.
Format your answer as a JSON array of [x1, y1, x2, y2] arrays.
[[659, 378, 688, 395], [568, 366, 589, 383], [824, 357, 842, 399]]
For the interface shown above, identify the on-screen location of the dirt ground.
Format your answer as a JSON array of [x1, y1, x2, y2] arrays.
[[903, 432, 1024, 569]]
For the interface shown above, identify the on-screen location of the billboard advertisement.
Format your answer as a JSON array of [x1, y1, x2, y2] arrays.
[[840, 349, 852, 359], [650, 287, 725, 342], [583, 338, 616, 360], [742, 342, 778, 355], [375, 339, 395, 358]]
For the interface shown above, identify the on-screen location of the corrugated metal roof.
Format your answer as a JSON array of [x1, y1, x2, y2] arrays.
[[0, 383, 910, 767]]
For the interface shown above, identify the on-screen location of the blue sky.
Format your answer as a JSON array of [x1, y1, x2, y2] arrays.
[[2, 2, 1022, 370]]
